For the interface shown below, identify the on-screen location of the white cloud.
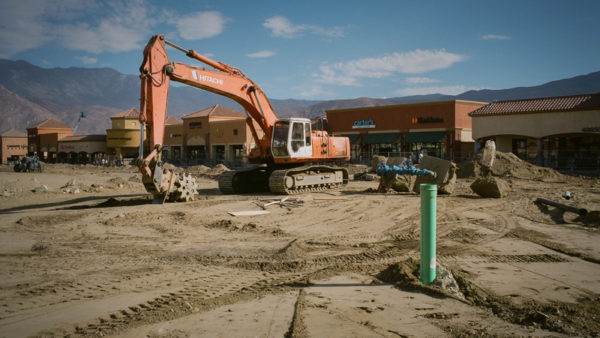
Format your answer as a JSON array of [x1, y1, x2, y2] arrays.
[[0, 1, 229, 57], [246, 50, 276, 58], [395, 85, 475, 96], [263, 15, 345, 38], [406, 77, 440, 84], [0, 0, 156, 56], [482, 34, 510, 40], [0, 0, 49, 58], [176, 11, 227, 40], [314, 49, 466, 86], [76, 56, 98, 65]]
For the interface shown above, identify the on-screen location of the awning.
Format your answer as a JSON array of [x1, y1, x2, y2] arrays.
[[404, 131, 447, 143], [339, 134, 360, 143], [361, 133, 401, 144]]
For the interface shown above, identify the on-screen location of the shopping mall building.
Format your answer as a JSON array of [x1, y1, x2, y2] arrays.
[[470, 92, 600, 171], [326, 100, 486, 162]]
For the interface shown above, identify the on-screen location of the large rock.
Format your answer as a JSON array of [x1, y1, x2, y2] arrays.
[[391, 174, 415, 192], [470, 176, 510, 198], [413, 156, 457, 195]]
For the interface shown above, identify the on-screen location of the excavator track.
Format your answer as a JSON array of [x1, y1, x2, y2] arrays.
[[219, 165, 348, 195], [268, 165, 348, 195], [218, 166, 271, 194]]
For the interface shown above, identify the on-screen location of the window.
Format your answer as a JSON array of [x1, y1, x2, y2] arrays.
[[189, 121, 202, 128], [291, 122, 304, 152], [272, 121, 290, 156], [304, 122, 311, 146], [233, 129, 238, 136]]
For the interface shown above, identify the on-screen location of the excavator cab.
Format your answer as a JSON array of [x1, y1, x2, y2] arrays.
[[271, 118, 313, 159]]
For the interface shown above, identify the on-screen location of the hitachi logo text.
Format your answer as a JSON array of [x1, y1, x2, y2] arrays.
[[191, 70, 223, 85]]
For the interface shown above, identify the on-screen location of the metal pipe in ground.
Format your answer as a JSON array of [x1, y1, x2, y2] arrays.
[[420, 184, 437, 285], [535, 197, 588, 216]]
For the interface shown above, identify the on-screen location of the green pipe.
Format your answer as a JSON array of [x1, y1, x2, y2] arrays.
[[420, 183, 437, 285]]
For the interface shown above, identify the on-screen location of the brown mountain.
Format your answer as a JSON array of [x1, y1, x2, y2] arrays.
[[0, 84, 59, 130], [1, 59, 599, 134]]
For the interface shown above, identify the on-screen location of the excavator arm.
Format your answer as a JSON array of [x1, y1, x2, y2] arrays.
[[139, 34, 276, 160]]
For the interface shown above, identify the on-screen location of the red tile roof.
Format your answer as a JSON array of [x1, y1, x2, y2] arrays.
[[111, 108, 140, 119], [182, 105, 245, 119], [165, 116, 182, 125], [0, 128, 27, 137], [469, 93, 600, 117], [27, 119, 73, 129]]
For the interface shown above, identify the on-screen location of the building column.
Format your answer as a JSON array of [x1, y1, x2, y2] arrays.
[[536, 138, 543, 166]]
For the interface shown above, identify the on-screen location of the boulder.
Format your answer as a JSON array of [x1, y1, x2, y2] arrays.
[[413, 156, 457, 195], [470, 176, 510, 198]]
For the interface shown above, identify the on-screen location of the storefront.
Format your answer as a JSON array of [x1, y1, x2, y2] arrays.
[[57, 135, 107, 164], [26, 119, 73, 162], [0, 129, 27, 164], [326, 100, 486, 162], [182, 105, 264, 166], [470, 92, 600, 172]]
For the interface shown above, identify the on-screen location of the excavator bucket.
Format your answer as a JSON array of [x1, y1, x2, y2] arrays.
[[141, 162, 199, 203]]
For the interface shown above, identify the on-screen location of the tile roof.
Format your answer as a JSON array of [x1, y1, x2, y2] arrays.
[[182, 105, 245, 119], [59, 135, 107, 142], [111, 108, 140, 119], [469, 92, 600, 117], [0, 128, 27, 137], [165, 116, 183, 125], [27, 119, 73, 129]]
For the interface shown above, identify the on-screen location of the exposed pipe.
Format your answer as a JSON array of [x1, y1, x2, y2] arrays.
[[535, 197, 588, 216]]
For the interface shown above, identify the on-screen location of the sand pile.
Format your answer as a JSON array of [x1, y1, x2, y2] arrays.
[[162, 163, 230, 180], [458, 151, 564, 182]]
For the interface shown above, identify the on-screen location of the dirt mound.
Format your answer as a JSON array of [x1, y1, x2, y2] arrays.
[[184, 164, 229, 179], [274, 239, 307, 259], [458, 151, 564, 182], [376, 258, 465, 301]]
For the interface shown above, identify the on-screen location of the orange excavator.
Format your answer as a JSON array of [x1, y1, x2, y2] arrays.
[[138, 34, 350, 202]]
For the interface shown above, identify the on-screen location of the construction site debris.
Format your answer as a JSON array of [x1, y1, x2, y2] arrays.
[[257, 196, 303, 210], [535, 197, 588, 216], [32, 185, 48, 193], [458, 151, 564, 182], [228, 210, 271, 216], [470, 176, 510, 198]]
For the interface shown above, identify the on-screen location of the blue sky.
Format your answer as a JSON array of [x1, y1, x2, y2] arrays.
[[1, 0, 599, 100]]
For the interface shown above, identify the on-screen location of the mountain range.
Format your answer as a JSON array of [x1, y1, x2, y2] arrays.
[[1, 58, 599, 135]]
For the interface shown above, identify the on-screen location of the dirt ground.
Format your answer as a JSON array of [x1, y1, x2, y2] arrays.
[[0, 159, 599, 337]]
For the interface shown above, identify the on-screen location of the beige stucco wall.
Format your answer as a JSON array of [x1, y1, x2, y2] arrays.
[[106, 130, 143, 148], [210, 119, 247, 145], [472, 109, 600, 140], [111, 118, 140, 130]]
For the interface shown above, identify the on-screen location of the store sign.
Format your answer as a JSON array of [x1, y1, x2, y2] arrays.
[[412, 117, 444, 124], [352, 119, 375, 129], [582, 127, 600, 132]]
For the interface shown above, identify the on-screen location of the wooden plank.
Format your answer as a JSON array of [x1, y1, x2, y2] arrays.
[[313, 196, 349, 201], [228, 210, 271, 216]]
